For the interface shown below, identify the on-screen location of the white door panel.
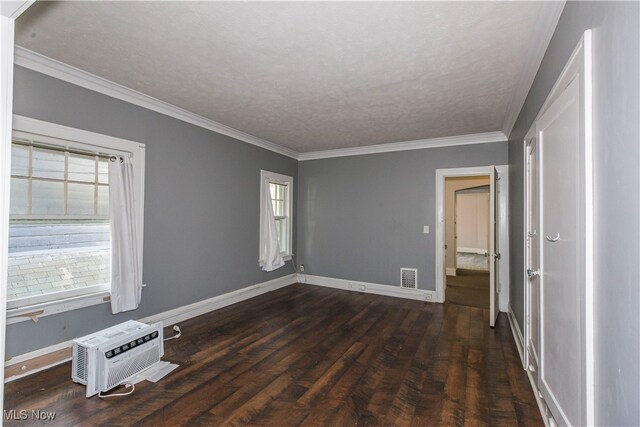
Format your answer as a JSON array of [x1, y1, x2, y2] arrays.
[[523, 31, 592, 427], [538, 76, 583, 426]]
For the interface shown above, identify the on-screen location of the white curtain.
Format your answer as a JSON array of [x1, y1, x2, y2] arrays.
[[259, 180, 285, 272], [108, 155, 142, 313]]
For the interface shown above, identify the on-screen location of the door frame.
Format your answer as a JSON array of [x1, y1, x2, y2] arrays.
[[523, 126, 539, 375], [1, 0, 36, 416], [454, 186, 490, 257], [435, 165, 509, 308]]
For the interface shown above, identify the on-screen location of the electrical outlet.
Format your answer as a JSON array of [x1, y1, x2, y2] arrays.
[[423, 225, 430, 234], [299, 264, 305, 273]]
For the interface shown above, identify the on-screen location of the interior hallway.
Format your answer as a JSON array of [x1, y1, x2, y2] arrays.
[[446, 269, 490, 310]]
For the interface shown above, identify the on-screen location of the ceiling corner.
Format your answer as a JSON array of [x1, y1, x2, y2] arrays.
[[1, 0, 35, 19], [501, 1, 566, 138]]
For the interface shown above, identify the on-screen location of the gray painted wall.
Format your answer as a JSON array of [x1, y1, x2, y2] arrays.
[[507, 2, 639, 425], [297, 143, 507, 290], [6, 66, 297, 357]]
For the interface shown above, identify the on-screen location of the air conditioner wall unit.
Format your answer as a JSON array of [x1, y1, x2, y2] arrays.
[[72, 320, 164, 397]]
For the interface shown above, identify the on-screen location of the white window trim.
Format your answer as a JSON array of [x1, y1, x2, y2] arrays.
[[6, 115, 145, 320], [259, 170, 293, 262], [7, 283, 111, 311], [6, 289, 110, 324]]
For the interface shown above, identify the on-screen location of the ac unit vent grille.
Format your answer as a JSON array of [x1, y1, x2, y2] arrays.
[[106, 346, 161, 390], [74, 345, 88, 383], [401, 268, 418, 289]]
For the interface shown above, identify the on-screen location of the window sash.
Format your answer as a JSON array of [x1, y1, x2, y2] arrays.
[[261, 170, 293, 258], [270, 182, 290, 254], [10, 141, 109, 220], [274, 216, 288, 254], [6, 283, 110, 310], [8, 140, 111, 308], [270, 182, 287, 218]]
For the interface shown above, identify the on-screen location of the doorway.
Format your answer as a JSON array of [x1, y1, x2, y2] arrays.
[[445, 177, 490, 309], [435, 165, 509, 327]]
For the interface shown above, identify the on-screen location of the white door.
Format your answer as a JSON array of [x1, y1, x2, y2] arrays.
[[538, 76, 585, 426], [526, 135, 540, 378], [489, 166, 499, 327]]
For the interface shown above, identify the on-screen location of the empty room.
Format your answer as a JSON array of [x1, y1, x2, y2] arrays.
[[0, 1, 638, 426]]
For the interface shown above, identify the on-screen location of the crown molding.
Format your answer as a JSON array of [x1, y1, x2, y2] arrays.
[[501, 1, 566, 139], [14, 47, 509, 162], [1, 0, 35, 19], [13, 46, 299, 159], [298, 131, 507, 161]]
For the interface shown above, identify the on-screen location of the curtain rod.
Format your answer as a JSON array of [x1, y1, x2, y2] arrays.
[[12, 139, 122, 161]]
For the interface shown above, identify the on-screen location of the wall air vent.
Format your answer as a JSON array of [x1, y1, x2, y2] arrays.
[[401, 268, 418, 289]]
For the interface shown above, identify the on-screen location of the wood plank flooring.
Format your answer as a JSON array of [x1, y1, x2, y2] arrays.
[[3, 284, 542, 426], [445, 269, 490, 309]]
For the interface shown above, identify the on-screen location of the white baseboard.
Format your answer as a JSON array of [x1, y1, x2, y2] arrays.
[[4, 339, 71, 369], [457, 247, 487, 255], [4, 340, 73, 383], [445, 268, 457, 276], [507, 304, 525, 367], [299, 274, 436, 302], [527, 368, 552, 427], [507, 305, 553, 427], [4, 273, 298, 382], [139, 273, 297, 326]]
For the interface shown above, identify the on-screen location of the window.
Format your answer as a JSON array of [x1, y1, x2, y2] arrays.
[[260, 170, 293, 258], [10, 142, 110, 219], [7, 116, 145, 314]]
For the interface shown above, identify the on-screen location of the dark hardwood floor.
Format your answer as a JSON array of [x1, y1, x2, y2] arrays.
[[4, 284, 541, 426], [445, 269, 490, 309]]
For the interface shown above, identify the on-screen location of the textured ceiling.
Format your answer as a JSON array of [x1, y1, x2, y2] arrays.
[[16, 2, 542, 152]]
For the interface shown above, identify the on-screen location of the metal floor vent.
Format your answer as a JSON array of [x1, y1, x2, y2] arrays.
[[401, 268, 418, 289]]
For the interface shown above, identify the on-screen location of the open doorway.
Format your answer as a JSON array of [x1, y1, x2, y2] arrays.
[[435, 165, 509, 328], [445, 177, 490, 309]]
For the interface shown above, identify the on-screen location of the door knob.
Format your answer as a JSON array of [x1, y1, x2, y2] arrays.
[[545, 233, 560, 242], [527, 269, 539, 278]]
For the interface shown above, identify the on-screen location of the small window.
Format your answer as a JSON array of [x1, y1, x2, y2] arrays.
[[260, 170, 293, 257]]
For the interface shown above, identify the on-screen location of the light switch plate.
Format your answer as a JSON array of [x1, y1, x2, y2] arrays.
[[423, 226, 430, 234]]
